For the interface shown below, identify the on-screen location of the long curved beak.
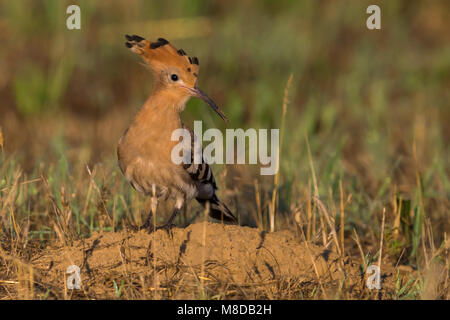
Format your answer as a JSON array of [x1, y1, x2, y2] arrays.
[[193, 86, 228, 122]]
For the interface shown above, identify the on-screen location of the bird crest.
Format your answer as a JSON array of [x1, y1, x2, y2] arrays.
[[125, 35, 199, 83]]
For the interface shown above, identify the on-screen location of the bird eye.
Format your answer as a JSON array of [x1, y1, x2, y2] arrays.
[[171, 74, 179, 81]]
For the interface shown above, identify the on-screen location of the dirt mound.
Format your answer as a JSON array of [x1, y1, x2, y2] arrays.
[[32, 222, 364, 299]]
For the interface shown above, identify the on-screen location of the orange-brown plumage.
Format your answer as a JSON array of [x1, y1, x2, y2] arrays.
[[118, 35, 236, 231]]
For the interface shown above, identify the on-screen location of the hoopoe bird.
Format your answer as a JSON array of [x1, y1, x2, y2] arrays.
[[118, 35, 237, 231]]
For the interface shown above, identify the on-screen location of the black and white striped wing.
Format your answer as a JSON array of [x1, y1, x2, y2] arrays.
[[181, 125, 217, 189], [181, 124, 237, 223]]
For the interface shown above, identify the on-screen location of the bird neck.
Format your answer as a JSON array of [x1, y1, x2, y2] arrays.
[[134, 85, 188, 131]]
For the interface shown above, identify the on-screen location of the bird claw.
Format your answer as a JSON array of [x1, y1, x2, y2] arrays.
[[135, 220, 155, 233], [143, 224, 157, 234], [126, 221, 140, 232], [137, 222, 175, 235], [156, 223, 176, 236], [157, 223, 175, 231], [129, 211, 177, 235]]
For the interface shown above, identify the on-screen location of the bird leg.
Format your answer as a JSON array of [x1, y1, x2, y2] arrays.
[[156, 195, 184, 232], [139, 194, 183, 234], [155, 207, 180, 232], [139, 184, 158, 232], [139, 211, 155, 232], [138, 207, 179, 234]]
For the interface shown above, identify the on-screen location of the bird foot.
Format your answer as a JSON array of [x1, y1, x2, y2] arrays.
[[156, 223, 176, 230], [136, 221, 175, 234], [155, 223, 176, 235], [140, 222, 156, 234], [131, 210, 178, 234], [125, 221, 140, 232]]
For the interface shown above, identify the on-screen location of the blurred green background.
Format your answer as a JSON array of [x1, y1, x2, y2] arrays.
[[0, 1, 449, 244]]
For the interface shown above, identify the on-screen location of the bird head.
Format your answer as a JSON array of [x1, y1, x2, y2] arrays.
[[125, 35, 227, 121]]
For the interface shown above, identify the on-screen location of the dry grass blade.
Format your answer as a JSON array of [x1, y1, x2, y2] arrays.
[[313, 196, 341, 256], [85, 165, 114, 228], [0, 126, 4, 153], [297, 222, 329, 299], [305, 133, 326, 245], [253, 179, 263, 229], [353, 228, 367, 271], [0, 178, 42, 193], [339, 180, 345, 253], [269, 73, 293, 232], [200, 202, 210, 297], [0, 169, 22, 228], [378, 208, 385, 270]]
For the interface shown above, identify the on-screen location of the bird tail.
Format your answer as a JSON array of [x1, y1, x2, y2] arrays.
[[196, 194, 237, 224]]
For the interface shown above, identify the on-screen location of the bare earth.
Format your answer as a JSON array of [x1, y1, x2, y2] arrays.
[[31, 222, 396, 299]]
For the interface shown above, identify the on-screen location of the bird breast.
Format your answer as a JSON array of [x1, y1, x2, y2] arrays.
[[117, 126, 197, 199]]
